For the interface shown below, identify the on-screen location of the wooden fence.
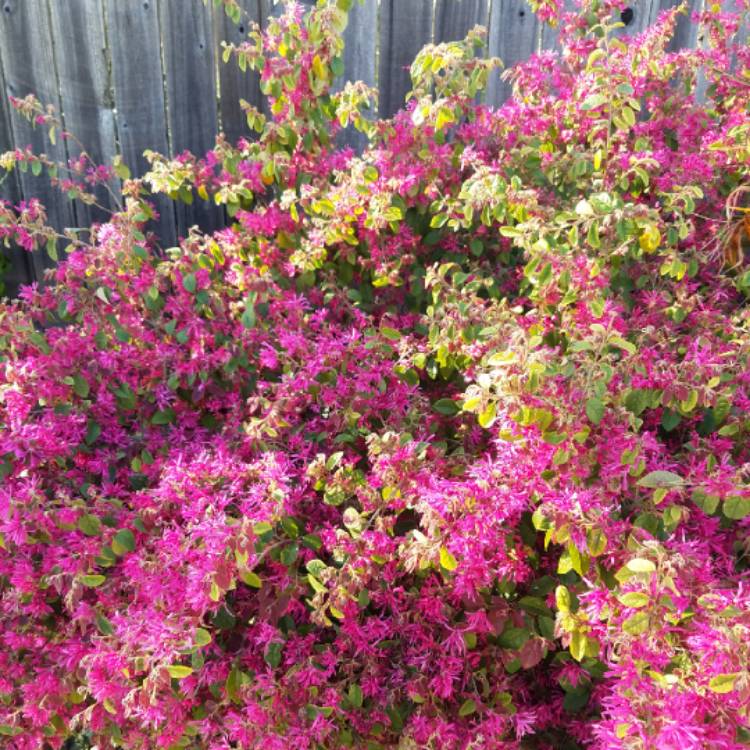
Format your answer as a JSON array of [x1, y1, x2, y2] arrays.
[[0, 0, 710, 292]]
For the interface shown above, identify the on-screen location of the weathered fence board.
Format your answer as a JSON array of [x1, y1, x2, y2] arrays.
[[105, 0, 177, 248], [662, 0, 704, 50], [337, 0, 378, 149], [487, 0, 540, 107], [0, 0, 77, 282], [378, 0, 434, 118], [48, 0, 118, 228], [435, 0, 490, 42], [0, 53, 32, 297], [0, 0, 719, 292], [159, 0, 223, 238], [214, 0, 264, 144]]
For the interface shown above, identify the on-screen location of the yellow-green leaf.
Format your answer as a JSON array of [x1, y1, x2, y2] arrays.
[[617, 591, 649, 608], [167, 665, 193, 679], [240, 570, 262, 588], [80, 574, 106, 588], [458, 698, 476, 716], [708, 673, 740, 694], [626, 558, 656, 573], [194, 628, 212, 648], [439, 546, 458, 571]]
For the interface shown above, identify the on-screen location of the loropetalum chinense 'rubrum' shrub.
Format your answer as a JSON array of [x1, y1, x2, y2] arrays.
[[1, 0, 750, 748]]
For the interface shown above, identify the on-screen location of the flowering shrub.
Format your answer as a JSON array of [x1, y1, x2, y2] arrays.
[[1, 1, 750, 748]]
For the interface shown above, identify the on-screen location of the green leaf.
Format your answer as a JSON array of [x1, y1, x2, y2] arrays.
[[458, 699, 477, 717], [85, 420, 101, 445], [182, 273, 197, 293], [166, 665, 193, 679], [194, 628, 212, 647], [617, 591, 649, 608], [585, 397, 605, 425], [95, 613, 114, 635], [280, 543, 298, 566], [0, 725, 23, 736], [691, 489, 720, 514], [301, 533, 322, 550], [78, 514, 102, 537], [439, 546, 458, 571], [114, 159, 131, 181], [497, 626, 529, 650], [80, 574, 106, 588], [625, 389, 650, 416], [626, 558, 656, 573], [240, 570, 262, 588], [555, 585, 571, 613], [723, 496, 750, 520], [264, 641, 283, 668], [433, 398, 459, 416], [253, 521, 273, 536], [518, 595, 552, 617], [581, 93, 608, 110], [112, 528, 135, 555], [478, 402, 497, 429], [610, 335, 636, 355], [622, 611, 650, 635], [225, 666, 241, 702], [46, 236, 58, 262], [151, 408, 175, 425], [73, 374, 90, 398], [241, 300, 256, 329], [308, 574, 327, 593], [637, 470, 684, 489], [348, 683, 363, 708], [380, 326, 401, 341], [569, 630, 587, 661], [708, 673, 740, 693], [661, 409, 681, 432]]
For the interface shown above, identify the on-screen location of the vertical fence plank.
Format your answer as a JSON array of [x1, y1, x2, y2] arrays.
[[435, 0, 490, 42], [0, 0, 77, 282], [214, 0, 263, 144], [660, 0, 703, 49], [0, 53, 33, 294], [540, 0, 577, 51], [335, 0, 377, 150], [487, 0, 539, 107], [378, 0, 434, 118], [342, 0, 378, 87], [612, 0, 660, 38], [48, 0, 118, 229], [159, 0, 223, 238], [105, 0, 177, 248]]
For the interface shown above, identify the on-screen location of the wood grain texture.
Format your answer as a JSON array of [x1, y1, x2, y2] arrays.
[[159, 0, 223, 237], [540, 0, 576, 52], [378, 0, 434, 118], [213, 0, 263, 144], [435, 0, 490, 42], [660, 0, 703, 50], [0, 51, 33, 295], [611, 0, 660, 39], [48, 0, 118, 227], [0, 0, 77, 282], [487, 0, 539, 107], [336, 0, 377, 150], [105, 0, 176, 247], [0, 0, 725, 292]]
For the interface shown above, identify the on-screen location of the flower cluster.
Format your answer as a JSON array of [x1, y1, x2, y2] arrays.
[[0, 1, 749, 749]]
